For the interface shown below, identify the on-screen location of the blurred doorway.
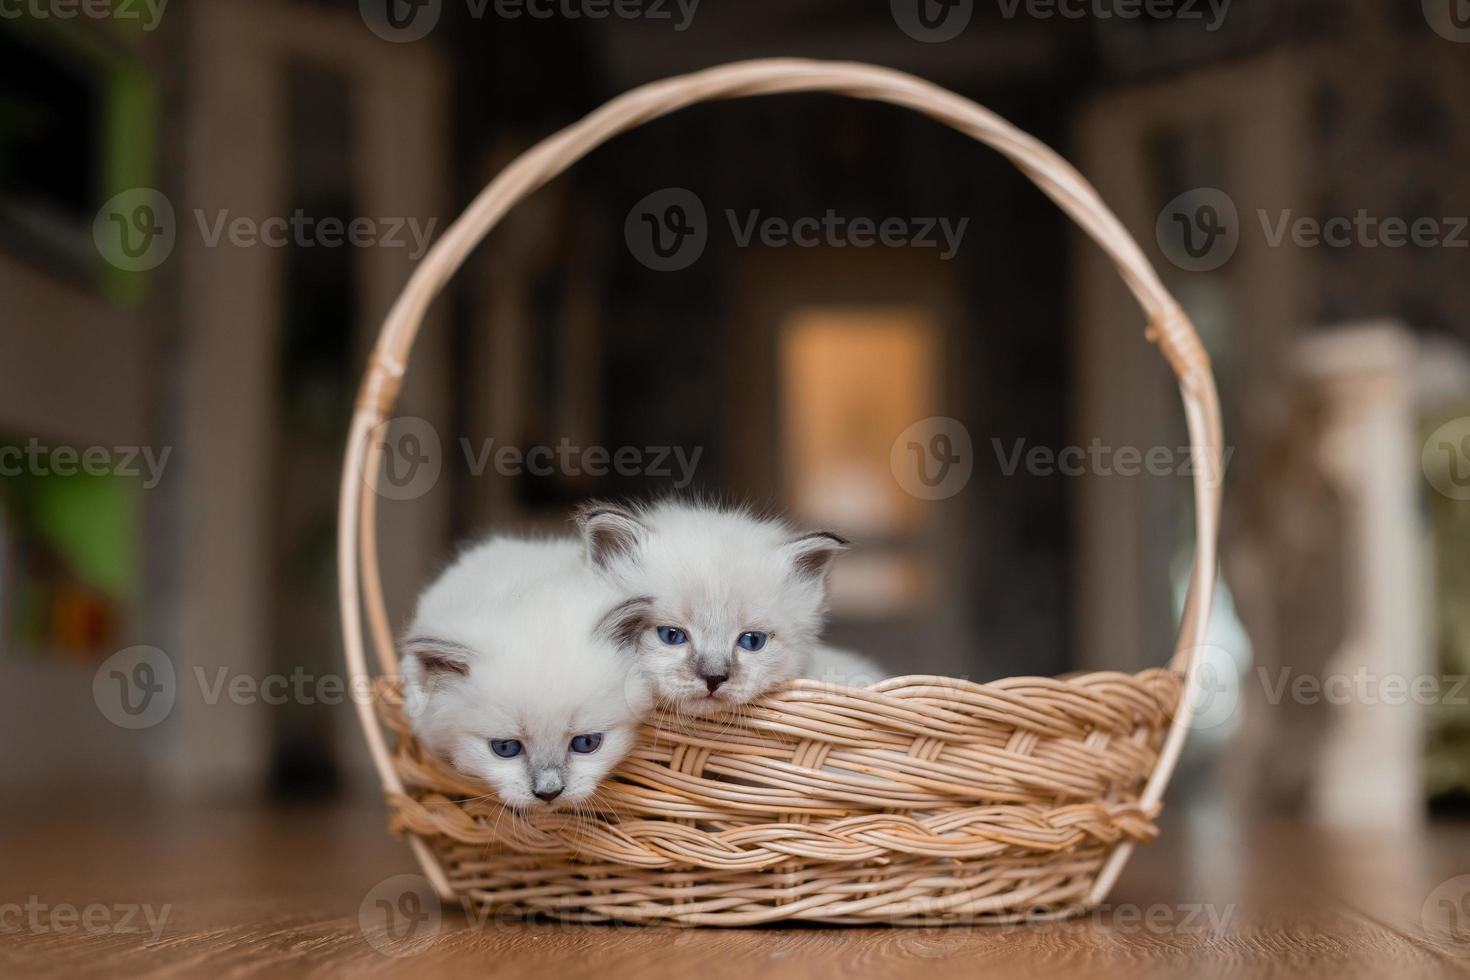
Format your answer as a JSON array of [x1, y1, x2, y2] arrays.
[[731, 248, 972, 678], [779, 305, 938, 619]]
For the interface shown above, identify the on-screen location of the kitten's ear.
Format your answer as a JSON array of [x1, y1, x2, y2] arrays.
[[573, 501, 647, 569], [595, 596, 653, 649], [403, 638, 471, 678], [782, 530, 850, 582]]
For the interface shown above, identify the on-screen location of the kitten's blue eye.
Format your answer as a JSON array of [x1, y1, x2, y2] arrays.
[[737, 631, 768, 652], [656, 625, 688, 646], [569, 733, 603, 754], [489, 739, 522, 759]]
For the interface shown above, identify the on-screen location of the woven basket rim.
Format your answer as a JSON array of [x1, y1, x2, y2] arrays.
[[371, 666, 1185, 738], [373, 668, 1184, 716]]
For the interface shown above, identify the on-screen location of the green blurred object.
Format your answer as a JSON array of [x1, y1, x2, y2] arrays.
[[0, 441, 140, 659], [1422, 406, 1470, 804], [0, 15, 159, 302], [29, 469, 139, 600]]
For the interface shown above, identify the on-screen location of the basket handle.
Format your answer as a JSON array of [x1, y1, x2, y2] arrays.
[[338, 58, 1223, 902]]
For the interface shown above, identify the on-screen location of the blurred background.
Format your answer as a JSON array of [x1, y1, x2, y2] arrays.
[[1, 0, 1467, 842]]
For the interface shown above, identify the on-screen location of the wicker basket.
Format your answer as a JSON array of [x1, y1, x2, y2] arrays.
[[338, 58, 1224, 927]]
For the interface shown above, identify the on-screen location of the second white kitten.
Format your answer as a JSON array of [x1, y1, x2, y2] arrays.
[[574, 500, 886, 715], [400, 537, 651, 810]]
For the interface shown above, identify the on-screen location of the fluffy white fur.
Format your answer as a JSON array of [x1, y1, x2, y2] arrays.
[[400, 536, 650, 811], [574, 500, 886, 714], [807, 643, 889, 688]]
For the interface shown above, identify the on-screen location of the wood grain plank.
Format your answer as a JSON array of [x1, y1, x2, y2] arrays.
[[2, 801, 1466, 979]]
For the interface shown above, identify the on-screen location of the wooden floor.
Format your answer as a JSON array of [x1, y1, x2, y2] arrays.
[[2, 797, 1468, 979]]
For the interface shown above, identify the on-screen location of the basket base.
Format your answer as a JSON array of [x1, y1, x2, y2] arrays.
[[430, 842, 1119, 927]]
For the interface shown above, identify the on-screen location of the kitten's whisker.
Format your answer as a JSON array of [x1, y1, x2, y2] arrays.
[[451, 791, 501, 807], [490, 798, 509, 847], [710, 703, 740, 741], [585, 789, 617, 825], [569, 799, 597, 859], [492, 802, 504, 838]]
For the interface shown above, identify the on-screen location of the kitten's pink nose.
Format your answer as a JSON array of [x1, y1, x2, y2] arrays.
[[534, 787, 563, 803], [702, 673, 728, 694]]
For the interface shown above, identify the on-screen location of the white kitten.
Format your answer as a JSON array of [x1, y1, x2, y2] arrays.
[[573, 500, 885, 715], [400, 536, 651, 811]]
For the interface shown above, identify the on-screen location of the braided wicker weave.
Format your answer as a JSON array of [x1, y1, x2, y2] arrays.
[[338, 59, 1224, 926]]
